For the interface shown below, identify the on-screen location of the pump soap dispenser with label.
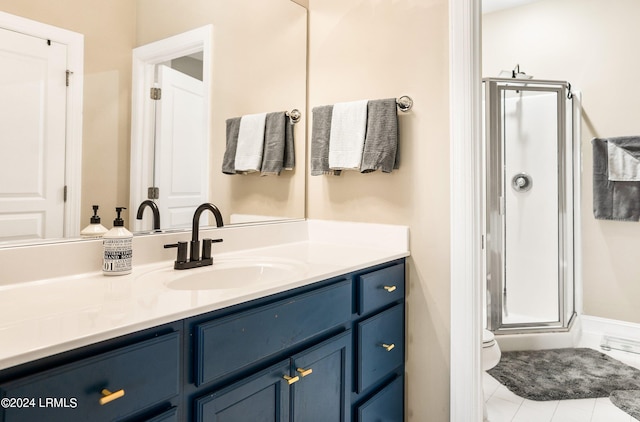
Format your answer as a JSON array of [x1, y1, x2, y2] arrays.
[[80, 205, 109, 238], [103, 207, 133, 276]]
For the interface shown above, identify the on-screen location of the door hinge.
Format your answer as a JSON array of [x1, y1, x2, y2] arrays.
[[63, 185, 68, 202], [148, 187, 159, 200], [150, 87, 162, 100], [66, 70, 73, 87]]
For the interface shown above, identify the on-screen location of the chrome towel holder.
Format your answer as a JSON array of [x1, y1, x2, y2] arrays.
[[396, 95, 413, 112], [286, 109, 301, 124]]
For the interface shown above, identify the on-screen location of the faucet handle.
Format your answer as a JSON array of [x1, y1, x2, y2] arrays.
[[202, 238, 223, 260], [164, 241, 188, 264]]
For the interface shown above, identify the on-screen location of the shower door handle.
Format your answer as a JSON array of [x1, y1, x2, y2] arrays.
[[512, 173, 532, 192]]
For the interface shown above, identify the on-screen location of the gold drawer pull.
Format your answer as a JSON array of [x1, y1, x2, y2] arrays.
[[383, 285, 397, 293], [381, 343, 395, 352], [297, 367, 313, 377], [283, 375, 300, 385], [99, 388, 125, 405]]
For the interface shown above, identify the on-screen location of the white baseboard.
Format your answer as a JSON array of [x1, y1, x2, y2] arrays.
[[580, 315, 640, 343]]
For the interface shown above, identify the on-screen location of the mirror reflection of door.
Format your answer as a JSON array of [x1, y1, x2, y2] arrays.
[[0, 27, 66, 242], [154, 62, 207, 229], [130, 26, 210, 233]]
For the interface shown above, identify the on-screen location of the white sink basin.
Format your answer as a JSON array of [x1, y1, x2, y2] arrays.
[[137, 257, 309, 291]]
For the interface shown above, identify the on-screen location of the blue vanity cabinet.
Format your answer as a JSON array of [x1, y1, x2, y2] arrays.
[[357, 375, 404, 422], [291, 330, 352, 422], [353, 261, 405, 422], [0, 328, 181, 422], [194, 360, 292, 421], [194, 331, 352, 422], [193, 280, 353, 387], [0, 258, 406, 422], [188, 279, 354, 422]]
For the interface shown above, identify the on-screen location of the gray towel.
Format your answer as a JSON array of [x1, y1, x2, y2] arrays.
[[283, 115, 295, 170], [592, 137, 640, 221], [261, 112, 287, 176], [311, 105, 341, 176], [360, 98, 399, 173], [222, 117, 241, 174], [607, 136, 640, 181]]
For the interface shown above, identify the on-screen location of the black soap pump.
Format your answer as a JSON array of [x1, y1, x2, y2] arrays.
[[80, 205, 109, 238], [103, 207, 133, 276]]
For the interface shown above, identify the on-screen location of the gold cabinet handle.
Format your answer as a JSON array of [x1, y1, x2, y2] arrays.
[[381, 343, 395, 352], [383, 285, 397, 293], [99, 388, 125, 405], [283, 375, 300, 385], [297, 367, 313, 377]]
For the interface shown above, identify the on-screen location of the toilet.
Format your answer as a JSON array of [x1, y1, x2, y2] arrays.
[[482, 329, 501, 371], [482, 329, 501, 422]]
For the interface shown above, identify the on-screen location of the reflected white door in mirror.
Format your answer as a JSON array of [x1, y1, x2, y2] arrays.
[[130, 25, 211, 233], [0, 12, 83, 244]]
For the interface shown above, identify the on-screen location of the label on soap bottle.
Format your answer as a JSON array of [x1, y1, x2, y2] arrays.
[[103, 238, 132, 275]]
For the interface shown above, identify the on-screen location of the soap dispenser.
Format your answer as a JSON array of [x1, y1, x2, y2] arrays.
[[103, 207, 133, 276], [80, 205, 108, 238]]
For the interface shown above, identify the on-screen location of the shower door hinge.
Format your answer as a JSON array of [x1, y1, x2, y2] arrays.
[[66, 70, 73, 87], [148, 187, 159, 200], [63, 185, 68, 202], [481, 235, 485, 250], [150, 87, 162, 100]]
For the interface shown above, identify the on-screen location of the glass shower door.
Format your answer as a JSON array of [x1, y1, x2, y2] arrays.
[[484, 79, 575, 333]]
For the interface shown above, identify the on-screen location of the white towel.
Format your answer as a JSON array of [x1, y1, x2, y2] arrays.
[[234, 112, 267, 173], [608, 141, 640, 181], [328, 100, 368, 170]]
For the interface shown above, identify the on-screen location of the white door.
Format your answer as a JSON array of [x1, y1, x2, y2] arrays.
[[155, 65, 207, 229], [0, 28, 67, 242]]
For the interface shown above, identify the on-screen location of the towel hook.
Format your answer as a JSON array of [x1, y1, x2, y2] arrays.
[[396, 96, 413, 112], [286, 109, 301, 124]]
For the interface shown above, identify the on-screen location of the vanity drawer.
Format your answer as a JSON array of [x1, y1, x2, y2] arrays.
[[357, 304, 404, 393], [357, 263, 404, 316], [0, 332, 180, 422], [195, 280, 352, 386], [356, 375, 404, 422], [146, 407, 179, 422]]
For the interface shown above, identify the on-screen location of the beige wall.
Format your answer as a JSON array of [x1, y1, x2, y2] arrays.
[[483, 0, 640, 323], [307, 0, 451, 420], [135, 0, 307, 224], [0, 0, 136, 229]]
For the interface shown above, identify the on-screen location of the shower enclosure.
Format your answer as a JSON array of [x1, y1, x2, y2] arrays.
[[483, 78, 578, 334]]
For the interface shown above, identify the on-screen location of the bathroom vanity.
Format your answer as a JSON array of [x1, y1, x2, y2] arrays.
[[0, 220, 408, 421]]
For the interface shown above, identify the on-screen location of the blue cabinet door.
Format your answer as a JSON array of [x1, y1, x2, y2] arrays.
[[194, 360, 290, 422], [291, 331, 352, 422]]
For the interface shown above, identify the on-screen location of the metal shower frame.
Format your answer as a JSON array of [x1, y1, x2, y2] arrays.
[[483, 77, 577, 335]]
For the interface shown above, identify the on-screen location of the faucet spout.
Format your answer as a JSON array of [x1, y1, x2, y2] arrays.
[[136, 200, 161, 231], [192, 203, 224, 242], [190, 203, 223, 262]]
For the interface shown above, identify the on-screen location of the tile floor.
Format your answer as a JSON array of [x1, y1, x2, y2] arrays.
[[484, 345, 640, 422]]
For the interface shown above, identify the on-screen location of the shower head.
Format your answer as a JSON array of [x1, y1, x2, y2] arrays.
[[499, 64, 533, 79]]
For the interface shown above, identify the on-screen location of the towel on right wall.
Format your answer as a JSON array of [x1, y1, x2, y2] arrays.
[[592, 136, 640, 221], [310, 98, 400, 175]]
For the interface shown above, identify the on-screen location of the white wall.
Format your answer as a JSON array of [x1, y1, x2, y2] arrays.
[[307, 0, 451, 420], [483, 0, 640, 325]]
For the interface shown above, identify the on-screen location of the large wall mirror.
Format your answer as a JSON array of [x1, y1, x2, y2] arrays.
[[0, 0, 307, 246]]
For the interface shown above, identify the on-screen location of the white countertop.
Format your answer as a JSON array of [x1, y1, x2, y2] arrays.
[[0, 220, 409, 371]]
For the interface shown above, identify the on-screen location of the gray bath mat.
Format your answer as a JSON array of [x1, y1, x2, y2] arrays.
[[611, 390, 640, 420], [487, 348, 640, 401]]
